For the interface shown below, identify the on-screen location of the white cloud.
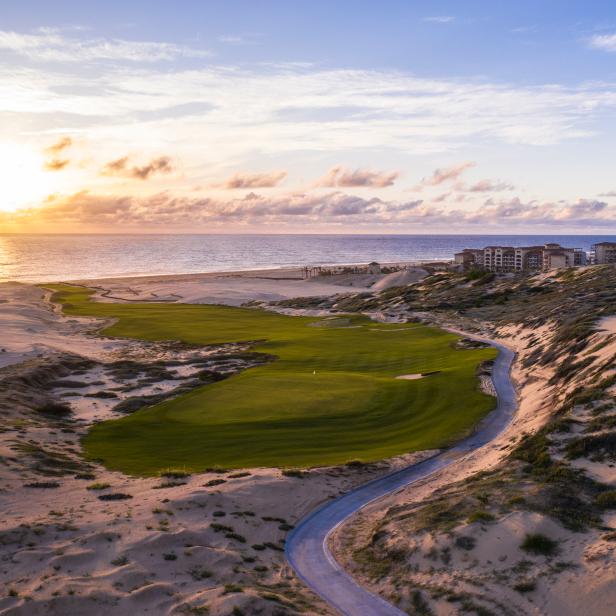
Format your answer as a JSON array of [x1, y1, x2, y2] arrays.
[[0, 29, 211, 62], [317, 166, 399, 188], [589, 33, 616, 52], [423, 16, 455, 23], [5, 190, 615, 231]]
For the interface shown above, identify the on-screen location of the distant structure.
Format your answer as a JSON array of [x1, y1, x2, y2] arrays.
[[454, 243, 586, 272], [368, 261, 381, 274], [591, 242, 616, 265]]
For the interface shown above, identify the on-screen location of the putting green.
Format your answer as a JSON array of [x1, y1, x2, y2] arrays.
[[47, 284, 496, 475]]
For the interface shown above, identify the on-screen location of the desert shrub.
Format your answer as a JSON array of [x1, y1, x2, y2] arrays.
[[98, 493, 132, 501], [513, 580, 536, 593], [565, 433, 616, 461], [204, 478, 226, 487], [454, 536, 476, 550], [282, 469, 305, 478], [223, 584, 243, 594], [467, 510, 495, 524], [595, 491, 616, 509], [35, 401, 72, 416], [74, 472, 96, 480], [25, 481, 60, 489], [161, 469, 191, 479], [520, 533, 558, 556], [189, 567, 212, 580], [86, 482, 110, 490]]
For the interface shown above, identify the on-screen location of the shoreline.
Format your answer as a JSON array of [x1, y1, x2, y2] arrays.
[[3, 259, 447, 286]]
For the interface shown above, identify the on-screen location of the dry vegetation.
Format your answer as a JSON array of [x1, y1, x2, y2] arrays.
[[330, 265, 616, 616]]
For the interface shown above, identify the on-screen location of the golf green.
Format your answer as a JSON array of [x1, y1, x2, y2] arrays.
[[47, 284, 496, 475]]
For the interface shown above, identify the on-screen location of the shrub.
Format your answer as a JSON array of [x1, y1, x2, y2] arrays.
[[513, 580, 536, 593], [111, 556, 128, 566], [454, 536, 476, 550], [210, 523, 233, 533], [189, 567, 212, 580], [74, 472, 96, 480], [467, 510, 495, 524], [282, 469, 305, 478], [98, 493, 132, 501], [35, 401, 72, 416], [223, 584, 242, 594], [163, 552, 177, 561], [25, 481, 60, 489], [86, 482, 110, 491], [520, 533, 558, 556], [595, 491, 616, 509], [204, 478, 226, 487], [161, 469, 191, 479]]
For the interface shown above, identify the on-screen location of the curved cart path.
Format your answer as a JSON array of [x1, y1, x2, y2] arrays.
[[285, 333, 517, 616]]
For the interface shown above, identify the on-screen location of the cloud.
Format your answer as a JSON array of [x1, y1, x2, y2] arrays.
[[589, 33, 616, 52], [0, 29, 211, 62], [101, 156, 174, 180], [43, 136, 72, 171], [218, 34, 259, 45], [44, 136, 72, 155], [219, 171, 287, 189], [423, 16, 455, 23], [460, 179, 515, 192], [317, 166, 399, 188], [598, 190, 616, 197], [2, 60, 616, 157], [416, 162, 474, 188], [44, 158, 70, 171], [6, 190, 615, 231], [463, 197, 611, 225]]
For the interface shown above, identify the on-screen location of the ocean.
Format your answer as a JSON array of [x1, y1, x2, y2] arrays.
[[1, 234, 615, 282]]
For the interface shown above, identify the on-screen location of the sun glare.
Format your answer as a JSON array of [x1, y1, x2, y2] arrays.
[[0, 143, 58, 213]]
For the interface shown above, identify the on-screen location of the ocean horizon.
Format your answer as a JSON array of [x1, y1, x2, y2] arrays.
[[2, 233, 616, 283]]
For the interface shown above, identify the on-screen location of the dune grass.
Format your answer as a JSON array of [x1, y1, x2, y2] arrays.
[[46, 284, 497, 475]]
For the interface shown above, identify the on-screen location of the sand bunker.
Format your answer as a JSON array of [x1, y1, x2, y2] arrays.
[[395, 374, 425, 380]]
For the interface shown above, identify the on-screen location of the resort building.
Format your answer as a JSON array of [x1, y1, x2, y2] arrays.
[[453, 248, 485, 269], [454, 243, 586, 272], [591, 242, 616, 265]]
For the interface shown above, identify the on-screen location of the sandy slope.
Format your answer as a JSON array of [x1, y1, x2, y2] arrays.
[[331, 321, 616, 616]]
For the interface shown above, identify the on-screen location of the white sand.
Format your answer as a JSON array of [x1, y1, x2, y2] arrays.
[[73, 267, 372, 307]]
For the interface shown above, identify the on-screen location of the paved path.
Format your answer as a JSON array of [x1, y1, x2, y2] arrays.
[[285, 333, 517, 616]]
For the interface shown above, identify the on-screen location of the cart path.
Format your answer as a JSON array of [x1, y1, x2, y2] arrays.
[[285, 333, 517, 616]]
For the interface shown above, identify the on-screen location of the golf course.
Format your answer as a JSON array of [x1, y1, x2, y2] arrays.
[[48, 285, 497, 475]]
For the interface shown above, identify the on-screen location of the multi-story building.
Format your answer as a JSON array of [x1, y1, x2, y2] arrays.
[[455, 243, 586, 272], [591, 242, 616, 264], [453, 248, 484, 269]]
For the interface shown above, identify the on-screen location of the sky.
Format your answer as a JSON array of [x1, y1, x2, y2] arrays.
[[1, 0, 616, 233]]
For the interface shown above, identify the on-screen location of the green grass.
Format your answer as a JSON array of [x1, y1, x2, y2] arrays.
[[46, 284, 497, 475]]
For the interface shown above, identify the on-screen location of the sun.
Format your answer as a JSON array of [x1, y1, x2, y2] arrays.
[[0, 142, 58, 213]]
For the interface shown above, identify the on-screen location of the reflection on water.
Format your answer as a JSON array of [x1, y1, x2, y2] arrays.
[[1, 233, 614, 283]]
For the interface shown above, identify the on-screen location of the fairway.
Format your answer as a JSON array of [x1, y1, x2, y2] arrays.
[[48, 285, 497, 475]]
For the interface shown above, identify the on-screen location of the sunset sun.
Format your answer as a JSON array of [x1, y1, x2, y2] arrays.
[[0, 143, 57, 212]]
